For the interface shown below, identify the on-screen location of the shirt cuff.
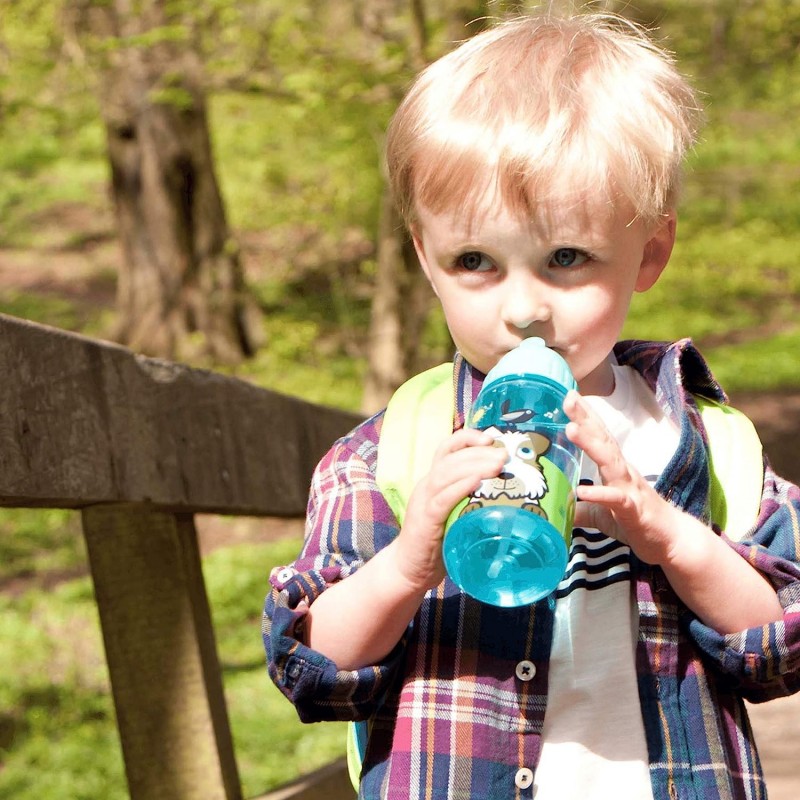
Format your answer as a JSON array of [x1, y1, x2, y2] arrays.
[[263, 565, 408, 723], [688, 580, 800, 701]]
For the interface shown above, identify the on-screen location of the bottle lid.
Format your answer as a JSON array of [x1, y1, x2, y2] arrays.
[[484, 337, 577, 392]]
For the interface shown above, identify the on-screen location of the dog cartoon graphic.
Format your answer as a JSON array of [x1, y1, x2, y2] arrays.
[[460, 425, 551, 519]]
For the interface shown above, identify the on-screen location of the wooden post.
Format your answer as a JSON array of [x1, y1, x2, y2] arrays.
[[82, 504, 241, 800], [0, 314, 364, 798]]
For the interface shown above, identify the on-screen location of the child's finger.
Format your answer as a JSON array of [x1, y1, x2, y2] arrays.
[[576, 482, 631, 510], [563, 390, 607, 445], [430, 430, 507, 486], [565, 392, 630, 484], [428, 445, 507, 497], [408, 432, 509, 526], [422, 472, 494, 524], [575, 483, 640, 544], [573, 499, 615, 534], [435, 427, 495, 454]]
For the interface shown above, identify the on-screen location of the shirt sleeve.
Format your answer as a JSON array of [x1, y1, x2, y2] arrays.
[[262, 427, 409, 723], [688, 458, 800, 702]]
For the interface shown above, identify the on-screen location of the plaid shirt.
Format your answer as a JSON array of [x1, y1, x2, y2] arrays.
[[263, 339, 800, 800]]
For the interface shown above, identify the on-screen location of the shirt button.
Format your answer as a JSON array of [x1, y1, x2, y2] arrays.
[[276, 567, 296, 583], [515, 660, 536, 681], [515, 767, 534, 789]]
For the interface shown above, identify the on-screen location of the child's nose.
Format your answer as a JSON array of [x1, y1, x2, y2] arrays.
[[501, 276, 549, 330]]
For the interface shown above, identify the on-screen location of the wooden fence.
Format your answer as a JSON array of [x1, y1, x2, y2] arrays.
[[0, 312, 361, 799]]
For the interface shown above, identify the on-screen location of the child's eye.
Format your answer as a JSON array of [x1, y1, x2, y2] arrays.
[[550, 248, 588, 268], [456, 251, 493, 272]]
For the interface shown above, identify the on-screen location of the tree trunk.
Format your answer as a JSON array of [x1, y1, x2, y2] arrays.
[[79, 1, 262, 363], [361, 0, 484, 413], [362, 186, 409, 412], [362, 182, 443, 413]]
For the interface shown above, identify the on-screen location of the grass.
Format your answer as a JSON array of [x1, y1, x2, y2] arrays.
[[703, 328, 800, 394], [618, 104, 800, 387], [0, 566, 126, 800], [0, 291, 87, 333], [0, 509, 84, 578]]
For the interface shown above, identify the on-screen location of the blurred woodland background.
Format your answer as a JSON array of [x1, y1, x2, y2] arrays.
[[1, 0, 799, 797], [2, 0, 800, 412]]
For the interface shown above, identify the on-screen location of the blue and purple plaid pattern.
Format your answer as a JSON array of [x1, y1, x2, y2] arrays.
[[264, 339, 800, 799]]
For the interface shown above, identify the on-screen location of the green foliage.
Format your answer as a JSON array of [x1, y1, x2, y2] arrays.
[[0, 0, 107, 246], [0, 574, 125, 799], [228, 326, 366, 412], [217, 254, 370, 409], [2, 0, 798, 397], [627, 220, 800, 341], [0, 509, 84, 578], [148, 84, 196, 112], [0, 291, 83, 331], [211, 89, 385, 236], [705, 328, 800, 394]]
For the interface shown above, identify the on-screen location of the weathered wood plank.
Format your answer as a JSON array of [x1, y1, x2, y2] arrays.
[[83, 504, 242, 800], [254, 759, 353, 800], [0, 314, 362, 515]]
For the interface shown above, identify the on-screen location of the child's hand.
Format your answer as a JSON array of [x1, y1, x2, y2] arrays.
[[304, 429, 506, 669], [562, 389, 782, 632], [563, 390, 680, 565], [396, 429, 508, 592]]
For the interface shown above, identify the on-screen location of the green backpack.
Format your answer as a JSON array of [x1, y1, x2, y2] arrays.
[[347, 362, 764, 791]]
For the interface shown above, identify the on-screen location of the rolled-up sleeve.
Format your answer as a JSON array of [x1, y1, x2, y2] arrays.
[[262, 421, 409, 722], [689, 460, 800, 701]]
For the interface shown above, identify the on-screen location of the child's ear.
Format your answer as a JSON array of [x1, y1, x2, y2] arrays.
[[410, 225, 438, 295], [635, 211, 676, 293]]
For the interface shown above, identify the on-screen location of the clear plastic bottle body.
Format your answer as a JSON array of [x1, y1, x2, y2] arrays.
[[443, 373, 582, 607]]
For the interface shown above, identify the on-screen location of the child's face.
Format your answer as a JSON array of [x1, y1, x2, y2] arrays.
[[412, 192, 675, 396]]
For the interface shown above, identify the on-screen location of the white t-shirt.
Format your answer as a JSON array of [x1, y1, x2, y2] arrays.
[[534, 363, 680, 799]]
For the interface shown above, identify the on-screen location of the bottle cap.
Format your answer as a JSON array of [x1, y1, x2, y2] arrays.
[[484, 337, 577, 392]]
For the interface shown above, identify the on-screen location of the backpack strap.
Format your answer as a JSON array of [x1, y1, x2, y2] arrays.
[[348, 363, 454, 792], [694, 396, 763, 541], [375, 362, 455, 526], [346, 717, 370, 792]]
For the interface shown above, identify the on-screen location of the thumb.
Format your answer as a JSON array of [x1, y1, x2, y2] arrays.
[[573, 500, 612, 534]]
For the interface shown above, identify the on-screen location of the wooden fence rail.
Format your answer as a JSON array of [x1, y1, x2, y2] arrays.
[[0, 313, 361, 800]]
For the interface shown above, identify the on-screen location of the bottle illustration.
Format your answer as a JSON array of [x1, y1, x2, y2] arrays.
[[443, 337, 583, 607]]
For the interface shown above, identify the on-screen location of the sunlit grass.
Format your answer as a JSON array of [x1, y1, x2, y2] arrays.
[[704, 327, 800, 394], [0, 509, 83, 578], [0, 573, 125, 800]]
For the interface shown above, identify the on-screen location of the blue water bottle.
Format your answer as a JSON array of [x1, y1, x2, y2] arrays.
[[443, 337, 582, 607]]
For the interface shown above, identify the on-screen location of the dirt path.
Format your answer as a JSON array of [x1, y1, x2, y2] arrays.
[[725, 392, 800, 798], [748, 695, 800, 799]]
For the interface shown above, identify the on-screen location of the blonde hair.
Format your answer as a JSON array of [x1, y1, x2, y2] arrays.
[[386, 12, 702, 227]]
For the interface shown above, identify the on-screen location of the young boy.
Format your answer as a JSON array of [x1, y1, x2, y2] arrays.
[[263, 12, 800, 800]]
